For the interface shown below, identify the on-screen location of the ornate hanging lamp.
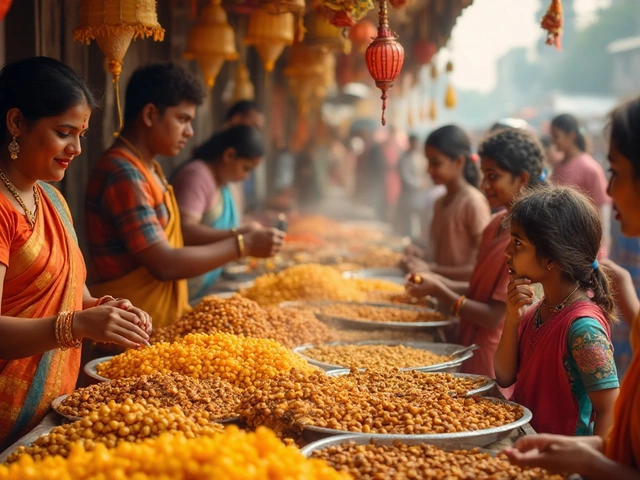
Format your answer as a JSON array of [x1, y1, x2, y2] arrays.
[[349, 19, 376, 53], [231, 61, 256, 102], [245, 11, 295, 72], [285, 42, 325, 115], [0, 0, 13, 21], [74, 0, 165, 133], [365, 0, 404, 126], [258, 0, 306, 41], [413, 39, 437, 67], [184, 0, 238, 89], [541, 0, 563, 50]]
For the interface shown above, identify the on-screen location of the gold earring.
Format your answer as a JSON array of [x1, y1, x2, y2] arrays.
[[8, 135, 19, 160]]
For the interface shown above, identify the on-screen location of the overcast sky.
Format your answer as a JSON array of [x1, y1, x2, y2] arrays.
[[447, 0, 612, 92]]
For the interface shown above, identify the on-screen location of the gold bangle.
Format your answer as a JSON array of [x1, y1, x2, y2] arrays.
[[95, 295, 117, 307], [55, 311, 82, 350], [236, 233, 245, 257]]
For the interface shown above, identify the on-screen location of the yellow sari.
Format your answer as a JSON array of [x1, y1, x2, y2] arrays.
[[606, 312, 640, 468], [0, 183, 85, 449], [89, 150, 190, 328]]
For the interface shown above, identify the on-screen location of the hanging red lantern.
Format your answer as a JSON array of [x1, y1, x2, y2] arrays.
[[365, 0, 404, 126], [349, 19, 377, 53], [541, 0, 563, 50], [413, 39, 437, 66], [389, 0, 407, 7], [0, 0, 13, 21]]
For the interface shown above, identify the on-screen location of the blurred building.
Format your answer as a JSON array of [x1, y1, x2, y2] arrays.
[[609, 35, 640, 99]]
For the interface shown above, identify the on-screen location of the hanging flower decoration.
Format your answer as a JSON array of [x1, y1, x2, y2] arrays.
[[444, 60, 456, 109], [0, 0, 13, 21], [365, 0, 404, 126], [315, 0, 374, 28], [74, 0, 165, 134], [541, 0, 563, 50], [184, 0, 238, 89]]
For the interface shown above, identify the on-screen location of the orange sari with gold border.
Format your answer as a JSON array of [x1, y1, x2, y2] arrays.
[[0, 183, 85, 449], [606, 312, 640, 468]]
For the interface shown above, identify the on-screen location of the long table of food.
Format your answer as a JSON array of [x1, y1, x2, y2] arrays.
[[0, 216, 565, 479]]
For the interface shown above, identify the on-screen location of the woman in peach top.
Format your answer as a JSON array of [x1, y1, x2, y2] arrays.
[[403, 125, 490, 282]]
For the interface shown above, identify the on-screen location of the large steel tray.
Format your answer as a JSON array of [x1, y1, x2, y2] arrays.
[[83, 356, 114, 383], [301, 398, 533, 449], [283, 301, 455, 331], [323, 369, 496, 397], [293, 340, 473, 372]]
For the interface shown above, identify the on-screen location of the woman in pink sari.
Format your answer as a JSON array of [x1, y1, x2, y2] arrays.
[[406, 129, 546, 387]]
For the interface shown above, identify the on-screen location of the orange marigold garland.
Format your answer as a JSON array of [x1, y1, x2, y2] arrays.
[[541, 0, 563, 50]]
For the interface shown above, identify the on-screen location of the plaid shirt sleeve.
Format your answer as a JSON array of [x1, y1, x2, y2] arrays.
[[102, 159, 167, 255]]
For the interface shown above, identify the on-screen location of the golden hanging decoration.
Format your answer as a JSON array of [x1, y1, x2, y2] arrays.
[[74, 0, 165, 134], [285, 42, 328, 115], [184, 0, 238, 89], [305, 11, 348, 52], [245, 11, 296, 72], [444, 60, 456, 109], [231, 62, 256, 102], [258, 0, 306, 41], [429, 97, 437, 121]]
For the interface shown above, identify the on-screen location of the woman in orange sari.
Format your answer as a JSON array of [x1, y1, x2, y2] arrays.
[[0, 57, 151, 450], [505, 98, 640, 478]]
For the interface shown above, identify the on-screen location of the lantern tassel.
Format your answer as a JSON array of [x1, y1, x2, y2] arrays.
[[380, 90, 388, 126], [541, 0, 563, 50], [107, 60, 124, 136]]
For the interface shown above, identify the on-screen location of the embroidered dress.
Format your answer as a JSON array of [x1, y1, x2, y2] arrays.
[[513, 301, 618, 435]]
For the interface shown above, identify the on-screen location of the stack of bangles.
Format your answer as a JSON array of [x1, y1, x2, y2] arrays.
[[452, 295, 467, 317], [54, 311, 82, 350]]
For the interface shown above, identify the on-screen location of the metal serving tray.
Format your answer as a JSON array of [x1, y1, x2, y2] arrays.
[[83, 356, 114, 383], [301, 398, 533, 449], [342, 268, 406, 284], [323, 369, 495, 397], [293, 341, 473, 373], [283, 301, 455, 331]]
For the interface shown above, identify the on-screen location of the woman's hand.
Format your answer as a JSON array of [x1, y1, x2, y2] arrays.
[[506, 277, 533, 325], [73, 307, 151, 350], [244, 228, 286, 258], [100, 298, 152, 336], [404, 244, 425, 259], [401, 255, 432, 274], [239, 221, 263, 235], [503, 434, 604, 476], [405, 272, 443, 298]]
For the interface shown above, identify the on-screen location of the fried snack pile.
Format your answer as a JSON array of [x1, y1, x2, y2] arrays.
[[301, 344, 451, 369], [0, 426, 349, 480], [96, 333, 315, 389], [7, 401, 223, 462], [58, 372, 240, 421], [239, 369, 519, 439], [312, 441, 565, 480]]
